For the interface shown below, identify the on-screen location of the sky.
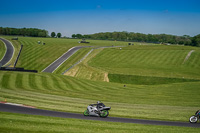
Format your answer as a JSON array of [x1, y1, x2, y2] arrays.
[[0, 0, 200, 37]]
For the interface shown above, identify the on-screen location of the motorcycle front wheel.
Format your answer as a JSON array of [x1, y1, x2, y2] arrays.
[[100, 110, 109, 118], [189, 115, 198, 123], [83, 110, 89, 116]]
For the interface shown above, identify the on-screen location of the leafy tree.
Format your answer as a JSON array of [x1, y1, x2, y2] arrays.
[[57, 33, 62, 38], [76, 34, 83, 39], [82, 31, 197, 46], [38, 32, 46, 37], [72, 34, 76, 38], [192, 34, 200, 47], [51, 32, 56, 37], [0, 27, 48, 37]]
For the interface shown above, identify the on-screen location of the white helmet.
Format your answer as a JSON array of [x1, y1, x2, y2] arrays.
[[97, 101, 101, 104]]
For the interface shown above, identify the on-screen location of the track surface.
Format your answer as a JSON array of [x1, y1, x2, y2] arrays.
[[0, 38, 14, 66], [42, 46, 90, 73], [0, 103, 199, 128]]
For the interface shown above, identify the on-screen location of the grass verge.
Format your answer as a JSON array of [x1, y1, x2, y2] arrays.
[[0, 112, 199, 133], [0, 71, 199, 122]]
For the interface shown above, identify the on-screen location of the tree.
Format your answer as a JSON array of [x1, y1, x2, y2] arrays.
[[38, 32, 46, 37], [51, 32, 56, 37], [192, 34, 200, 47], [0, 27, 48, 37], [57, 33, 62, 38], [72, 34, 76, 38], [76, 34, 83, 39]]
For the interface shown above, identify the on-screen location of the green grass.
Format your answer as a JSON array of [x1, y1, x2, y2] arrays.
[[0, 36, 22, 67], [108, 74, 200, 85], [1, 112, 199, 133], [53, 47, 92, 74], [0, 39, 6, 61], [15, 37, 81, 71], [0, 37, 200, 132], [64, 48, 109, 81], [1, 36, 128, 72], [0, 71, 200, 122], [88, 45, 200, 80]]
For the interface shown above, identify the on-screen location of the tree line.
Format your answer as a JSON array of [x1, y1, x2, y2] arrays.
[[50, 32, 62, 38], [72, 32, 200, 47], [0, 27, 48, 37], [0, 27, 199, 46]]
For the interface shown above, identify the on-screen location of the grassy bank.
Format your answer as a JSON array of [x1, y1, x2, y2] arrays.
[[0, 112, 199, 133], [0, 37, 200, 132], [88, 45, 200, 79], [1, 36, 128, 72], [53, 47, 92, 74], [0, 71, 199, 121], [108, 74, 200, 85]]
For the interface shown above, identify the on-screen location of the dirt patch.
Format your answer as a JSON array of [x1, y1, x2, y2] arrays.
[[64, 66, 79, 77], [104, 73, 109, 82]]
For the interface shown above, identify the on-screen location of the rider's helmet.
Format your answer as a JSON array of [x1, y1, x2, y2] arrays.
[[97, 101, 101, 104]]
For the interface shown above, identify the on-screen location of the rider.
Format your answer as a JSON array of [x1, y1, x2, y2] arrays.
[[96, 101, 105, 111]]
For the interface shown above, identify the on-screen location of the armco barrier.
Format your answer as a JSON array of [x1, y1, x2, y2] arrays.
[[14, 45, 23, 68], [0, 67, 37, 73]]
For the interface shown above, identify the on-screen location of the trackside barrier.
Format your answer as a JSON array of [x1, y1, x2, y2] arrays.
[[0, 67, 37, 73], [61, 49, 94, 75], [14, 45, 23, 68], [61, 46, 124, 74]]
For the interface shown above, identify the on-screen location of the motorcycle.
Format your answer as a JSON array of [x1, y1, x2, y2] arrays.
[[189, 110, 200, 123], [83, 102, 111, 118]]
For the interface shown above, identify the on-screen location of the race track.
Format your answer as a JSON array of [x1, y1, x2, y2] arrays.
[[42, 46, 90, 73], [0, 38, 14, 66], [0, 103, 199, 128]]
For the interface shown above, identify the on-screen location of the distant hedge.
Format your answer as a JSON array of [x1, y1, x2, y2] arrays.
[[73, 32, 200, 47], [0, 27, 48, 37]]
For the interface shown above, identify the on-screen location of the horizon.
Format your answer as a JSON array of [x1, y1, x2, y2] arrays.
[[0, 26, 198, 38], [0, 0, 200, 37]]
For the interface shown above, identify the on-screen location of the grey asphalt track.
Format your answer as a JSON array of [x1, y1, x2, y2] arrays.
[[0, 103, 199, 128], [0, 38, 14, 66], [42, 46, 91, 73]]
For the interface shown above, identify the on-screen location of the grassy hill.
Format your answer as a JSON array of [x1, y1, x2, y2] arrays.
[[65, 45, 200, 84], [88, 45, 200, 79], [1, 36, 128, 72], [0, 36, 200, 132], [0, 71, 200, 122], [1, 112, 199, 133]]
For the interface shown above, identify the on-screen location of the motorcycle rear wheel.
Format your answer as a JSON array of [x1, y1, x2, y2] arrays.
[[189, 115, 198, 123], [100, 110, 109, 118], [83, 110, 89, 116]]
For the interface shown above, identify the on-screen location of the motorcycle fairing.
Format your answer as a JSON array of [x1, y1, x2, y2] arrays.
[[87, 105, 99, 116]]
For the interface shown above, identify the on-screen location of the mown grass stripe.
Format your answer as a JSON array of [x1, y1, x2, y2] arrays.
[[58, 76, 76, 91], [0, 90, 88, 110], [65, 77, 85, 92], [1, 73, 11, 89], [33, 74, 46, 91], [73, 79, 103, 92], [41, 75, 51, 90], [15, 73, 23, 89], [28, 74, 38, 90], [50, 75, 65, 91]]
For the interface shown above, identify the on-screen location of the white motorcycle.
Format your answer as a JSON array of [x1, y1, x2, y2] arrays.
[[189, 110, 200, 123], [83, 102, 111, 118]]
